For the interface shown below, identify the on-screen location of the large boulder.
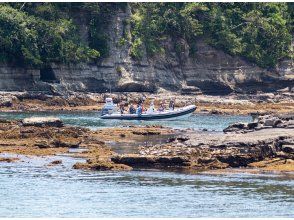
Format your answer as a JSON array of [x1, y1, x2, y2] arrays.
[[223, 122, 248, 132], [281, 145, 294, 154], [111, 155, 190, 168], [22, 117, 63, 127], [285, 120, 294, 129], [263, 117, 281, 127], [0, 96, 13, 107], [257, 115, 287, 128]]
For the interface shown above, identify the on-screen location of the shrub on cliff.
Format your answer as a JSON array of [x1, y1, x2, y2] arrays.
[[205, 3, 292, 68], [130, 3, 206, 58], [130, 2, 292, 68], [0, 4, 100, 67], [0, 3, 292, 69]]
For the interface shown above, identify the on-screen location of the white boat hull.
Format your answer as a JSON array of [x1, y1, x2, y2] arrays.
[[101, 105, 196, 121]]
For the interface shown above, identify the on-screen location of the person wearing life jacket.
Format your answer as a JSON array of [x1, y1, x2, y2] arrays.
[[169, 99, 175, 110], [158, 102, 165, 112], [129, 103, 136, 114], [119, 102, 125, 114], [136, 104, 143, 116]]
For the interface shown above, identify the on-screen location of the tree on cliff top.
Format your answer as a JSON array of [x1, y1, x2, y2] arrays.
[[0, 3, 292, 68], [130, 2, 292, 68], [0, 4, 100, 67]]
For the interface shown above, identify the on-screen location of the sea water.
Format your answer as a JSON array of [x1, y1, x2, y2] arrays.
[[0, 111, 251, 131], [0, 112, 293, 217]]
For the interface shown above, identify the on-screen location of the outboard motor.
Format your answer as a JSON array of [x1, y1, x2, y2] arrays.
[[101, 98, 116, 116]]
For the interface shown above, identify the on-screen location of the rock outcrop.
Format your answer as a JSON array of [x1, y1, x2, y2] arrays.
[[22, 117, 64, 127], [113, 128, 294, 171], [0, 117, 293, 172], [0, 96, 13, 107], [223, 114, 294, 133]]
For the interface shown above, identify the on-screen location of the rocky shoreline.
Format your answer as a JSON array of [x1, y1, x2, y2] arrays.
[[109, 114, 294, 172], [1, 90, 293, 173], [0, 114, 293, 173], [1, 90, 294, 115]]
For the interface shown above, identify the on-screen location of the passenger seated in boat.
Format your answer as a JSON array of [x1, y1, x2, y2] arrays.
[[119, 102, 125, 114], [129, 103, 136, 114], [147, 100, 155, 113], [158, 102, 165, 112], [169, 99, 175, 110], [136, 104, 143, 115]]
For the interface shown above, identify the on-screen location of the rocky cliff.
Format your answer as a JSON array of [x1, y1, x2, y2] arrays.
[[0, 6, 293, 95]]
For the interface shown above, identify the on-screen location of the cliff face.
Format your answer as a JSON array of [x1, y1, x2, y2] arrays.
[[0, 7, 293, 95]]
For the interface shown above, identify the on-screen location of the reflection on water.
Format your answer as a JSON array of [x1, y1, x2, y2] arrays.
[[0, 154, 293, 217], [0, 111, 251, 131]]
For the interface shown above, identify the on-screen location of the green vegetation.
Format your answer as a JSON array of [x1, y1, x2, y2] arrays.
[[204, 3, 292, 68], [0, 3, 292, 68], [0, 3, 101, 66], [130, 3, 293, 68], [130, 3, 207, 57]]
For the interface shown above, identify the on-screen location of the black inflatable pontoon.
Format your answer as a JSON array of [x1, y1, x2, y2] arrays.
[[100, 105, 196, 120]]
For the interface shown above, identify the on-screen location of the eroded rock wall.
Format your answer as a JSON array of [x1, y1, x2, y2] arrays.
[[0, 6, 293, 95]]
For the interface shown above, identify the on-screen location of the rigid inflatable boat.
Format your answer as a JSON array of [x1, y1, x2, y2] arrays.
[[101, 103, 196, 120]]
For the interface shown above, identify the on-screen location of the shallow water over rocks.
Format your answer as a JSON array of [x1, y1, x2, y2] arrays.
[[0, 153, 293, 217], [0, 112, 293, 217]]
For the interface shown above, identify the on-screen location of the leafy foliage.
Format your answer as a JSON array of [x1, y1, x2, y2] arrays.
[[130, 3, 206, 57], [0, 3, 292, 68], [0, 3, 100, 66], [205, 3, 292, 68], [130, 2, 292, 67]]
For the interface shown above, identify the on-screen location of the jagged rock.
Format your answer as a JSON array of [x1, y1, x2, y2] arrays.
[[258, 115, 283, 127], [48, 160, 62, 166], [132, 130, 161, 135], [217, 155, 259, 167], [247, 122, 258, 130], [282, 145, 294, 154], [196, 158, 229, 169], [0, 119, 12, 123], [52, 139, 81, 148], [223, 122, 248, 132], [180, 85, 202, 95], [176, 136, 190, 142], [111, 155, 190, 168], [225, 114, 294, 133], [35, 140, 50, 148], [285, 120, 294, 129], [263, 117, 280, 127], [210, 109, 222, 115], [0, 97, 13, 107], [22, 117, 63, 127], [0, 157, 19, 163], [73, 160, 132, 171]]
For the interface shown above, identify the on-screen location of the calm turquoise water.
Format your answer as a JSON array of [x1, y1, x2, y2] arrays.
[[0, 111, 251, 131], [0, 112, 293, 217]]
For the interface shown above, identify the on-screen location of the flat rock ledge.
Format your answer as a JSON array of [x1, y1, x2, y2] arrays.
[[1, 117, 293, 173], [22, 117, 63, 127], [109, 128, 294, 172], [224, 114, 294, 133], [111, 155, 190, 168], [73, 159, 132, 171]]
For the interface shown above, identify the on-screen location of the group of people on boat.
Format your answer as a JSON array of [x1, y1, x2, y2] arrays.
[[118, 99, 175, 115], [101, 97, 196, 119]]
